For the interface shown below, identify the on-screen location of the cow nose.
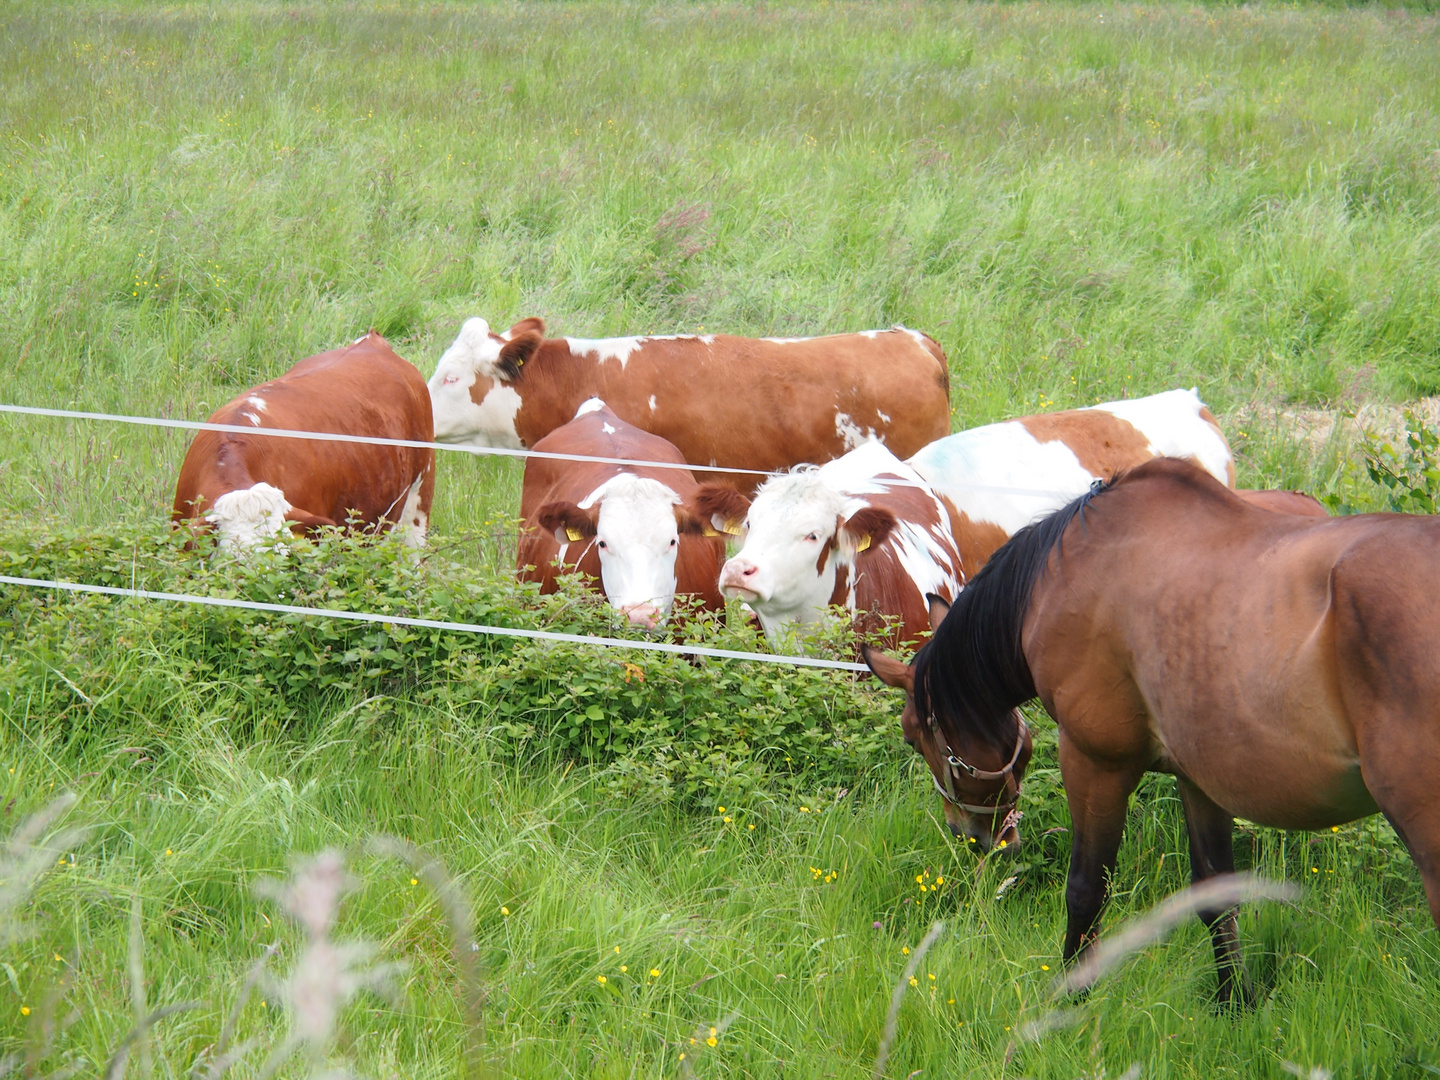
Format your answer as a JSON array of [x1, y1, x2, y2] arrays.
[[720, 560, 755, 589], [622, 602, 661, 629]]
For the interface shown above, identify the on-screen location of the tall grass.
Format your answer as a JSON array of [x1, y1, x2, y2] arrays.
[[3, 2, 1439, 530], [2, 3, 1440, 1077]]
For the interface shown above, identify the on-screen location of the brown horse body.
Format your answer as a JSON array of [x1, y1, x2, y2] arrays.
[[866, 458, 1438, 1003]]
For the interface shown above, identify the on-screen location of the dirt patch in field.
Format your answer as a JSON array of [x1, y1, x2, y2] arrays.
[[1230, 396, 1440, 452]]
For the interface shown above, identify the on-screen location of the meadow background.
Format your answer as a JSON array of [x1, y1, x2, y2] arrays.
[[2, 2, 1440, 1077]]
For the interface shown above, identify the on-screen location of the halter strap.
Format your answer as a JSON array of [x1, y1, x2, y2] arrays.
[[931, 717, 1028, 817]]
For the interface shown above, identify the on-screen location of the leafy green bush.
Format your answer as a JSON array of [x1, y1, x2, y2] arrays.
[[1360, 408, 1440, 513], [0, 521, 901, 802]]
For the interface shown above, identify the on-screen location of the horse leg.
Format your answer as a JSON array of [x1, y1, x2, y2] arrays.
[[1059, 739, 1144, 962], [1174, 775, 1253, 1008]]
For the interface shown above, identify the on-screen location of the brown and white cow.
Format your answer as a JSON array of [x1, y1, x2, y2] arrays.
[[428, 316, 951, 492], [906, 388, 1236, 578], [693, 441, 964, 649], [172, 332, 435, 551], [518, 399, 725, 628]]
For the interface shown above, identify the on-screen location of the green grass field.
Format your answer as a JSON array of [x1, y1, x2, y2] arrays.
[[3, 3, 1440, 1077]]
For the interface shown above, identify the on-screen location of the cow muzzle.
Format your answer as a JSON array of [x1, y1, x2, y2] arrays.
[[718, 559, 761, 601], [620, 602, 662, 629]]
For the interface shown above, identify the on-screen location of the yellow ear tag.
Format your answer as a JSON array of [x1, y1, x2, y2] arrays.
[[565, 527, 585, 543], [722, 520, 743, 537], [702, 525, 721, 538], [856, 535, 871, 553]]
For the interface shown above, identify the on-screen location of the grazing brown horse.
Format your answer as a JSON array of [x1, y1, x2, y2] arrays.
[[864, 458, 1439, 1004]]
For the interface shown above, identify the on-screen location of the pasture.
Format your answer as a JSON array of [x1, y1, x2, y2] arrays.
[[2, 2, 1440, 1076]]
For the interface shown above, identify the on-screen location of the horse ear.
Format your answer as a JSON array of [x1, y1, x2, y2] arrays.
[[691, 484, 750, 537], [925, 592, 951, 629], [862, 644, 913, 691], [838, 505, 895, 560], [537, 501, 596, 545]]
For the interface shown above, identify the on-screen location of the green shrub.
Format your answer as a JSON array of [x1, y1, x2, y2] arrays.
[[0, 521, 902, 802], [1360, 408, 1440, 514]]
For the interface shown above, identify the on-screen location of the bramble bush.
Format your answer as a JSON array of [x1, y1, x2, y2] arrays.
[[0, 520, 902, 801]]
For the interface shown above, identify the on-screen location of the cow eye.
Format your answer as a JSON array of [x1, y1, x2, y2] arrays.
[[597, 540, 607, 550], [442, 374, 459, 385], [669, 538, 677, 547], [805, 532, 819, 542]]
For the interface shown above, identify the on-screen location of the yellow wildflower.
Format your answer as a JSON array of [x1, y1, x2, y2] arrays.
[[501, 906, 510, 916], [597, 975, 607, 985], [650, 968, 660, 977], [908, 976, 918, 987]]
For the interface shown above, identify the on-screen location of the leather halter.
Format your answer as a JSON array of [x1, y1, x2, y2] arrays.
[[929, 716, 1028, 818]]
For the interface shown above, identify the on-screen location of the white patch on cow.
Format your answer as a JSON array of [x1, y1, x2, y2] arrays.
[[860, 329, 882, 339], [877, 410, 891, 424], [895, 325, 931, 349], [908, 421, 1094, 535], [1089, 388, 1232, 485], [566, 336, 646, 368], [648, 395, 657, 412], [391, 472, 428, 550], [246, 395, 267, 412], [428, 318, 526, 447], [834, 411, 879, 451], [206, 482, 291, 553], [574, 397, 607, 418], [602, 422, 616, 434], [581, 474, 686, 621], [760, 336, 812, 344], [241, 411, 261, 425]]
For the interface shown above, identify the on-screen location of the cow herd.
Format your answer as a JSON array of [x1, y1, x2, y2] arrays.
[[172, 316, 1323, 647]]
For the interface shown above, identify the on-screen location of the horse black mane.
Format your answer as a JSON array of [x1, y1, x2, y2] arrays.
[[913, 477, 1114, 748]]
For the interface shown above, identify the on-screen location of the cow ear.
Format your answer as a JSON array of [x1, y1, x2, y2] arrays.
[[674, 505, 709, 536], [506, 316, 546, 340], [691, 484, 750, 537], [284, 507, 339, 534], [925, 592, 951, 629], [496, 328, 544, 381], [837, 506, 895, 560], [537, 501, 596, 545], [861, 644, 913, 692]]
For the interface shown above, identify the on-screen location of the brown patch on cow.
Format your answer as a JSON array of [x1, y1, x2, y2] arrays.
[[816, 535, 835, 576], [951, 510, 1014, 580], [495, 326, 951, 493], [1019, 411, 1154, 478]]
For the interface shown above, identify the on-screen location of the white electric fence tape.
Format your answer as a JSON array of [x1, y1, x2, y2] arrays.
[[0, 574, 871, 673], [0, 403, 1074, 500]]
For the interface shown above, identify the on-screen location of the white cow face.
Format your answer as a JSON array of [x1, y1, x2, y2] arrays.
[[697, 475, 895, 638], [428, 316, 544, 447], [538, 475, 706, 629]]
